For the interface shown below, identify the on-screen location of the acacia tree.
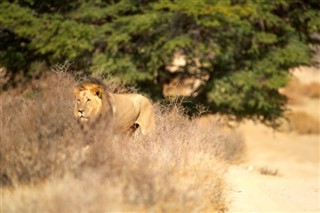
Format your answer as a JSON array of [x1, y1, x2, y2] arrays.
[[0, 0, 319, 125]]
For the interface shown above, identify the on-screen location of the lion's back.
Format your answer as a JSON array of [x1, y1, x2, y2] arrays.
[[112, 93, 155, 134]]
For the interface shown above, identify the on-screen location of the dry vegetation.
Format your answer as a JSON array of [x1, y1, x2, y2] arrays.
[[281, 79, 320, 105], [258, 167, 279, 177], [286, 111, 320, 135], [279, 76, 320, 135], [0, 71, 246, 212]]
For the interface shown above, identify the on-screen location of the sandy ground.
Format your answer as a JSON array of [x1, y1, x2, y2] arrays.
[[227, 67, 320, 212]]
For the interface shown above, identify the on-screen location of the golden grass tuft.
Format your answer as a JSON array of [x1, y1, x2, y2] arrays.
[[287, 111, 320, 134], [281, 79, 320, 105], [302, 82, 320, 99], [1, 71, 246, 212], [259, 167, 279, 176]]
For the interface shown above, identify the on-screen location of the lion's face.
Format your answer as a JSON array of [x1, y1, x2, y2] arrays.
[[74, 83, 104, 123]]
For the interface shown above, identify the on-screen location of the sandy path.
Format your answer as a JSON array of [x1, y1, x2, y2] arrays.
[[228, 167, 319, 212], [227, 67, 320, 212], [227, 121, 319, 212]]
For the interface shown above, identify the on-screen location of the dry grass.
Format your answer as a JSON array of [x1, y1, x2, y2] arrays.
[[281, 79, 320, 105], [195, 114, 246, 164], [258, 167, 279, 177], [287, 111, 320, 135], [0, 71, 245, 212], [279, 76, 320, 135], [303, 82, 320, 99]]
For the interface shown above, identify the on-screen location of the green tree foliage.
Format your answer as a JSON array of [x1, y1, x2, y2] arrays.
[[1, 0, 319, 125]]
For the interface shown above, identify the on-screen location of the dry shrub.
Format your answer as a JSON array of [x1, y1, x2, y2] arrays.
[[0, 72, 244, 212], [281, 79, 320, 104], [222, 130, 246, 164], [195, 114, 246, 164], [259, 167, 279, 176], [287, 111, 320, 134], [0, 72, 85, 186], [303, 82, 320, 99]]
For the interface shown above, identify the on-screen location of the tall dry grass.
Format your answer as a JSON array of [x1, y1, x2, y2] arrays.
[[287, 111, 320, 135], [281, 79, 320, 105], [1, 71, 245, 212]]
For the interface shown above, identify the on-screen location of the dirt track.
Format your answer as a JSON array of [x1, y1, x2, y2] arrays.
[[227, 68, 320, 212]]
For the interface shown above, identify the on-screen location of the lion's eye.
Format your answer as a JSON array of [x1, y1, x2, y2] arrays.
[[87, 98, 91, 103], [77, 99, 80, 103]]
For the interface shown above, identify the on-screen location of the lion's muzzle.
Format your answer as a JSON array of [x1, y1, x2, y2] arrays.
[[77, 109, 89, 122], [79, 116, 89, 122]]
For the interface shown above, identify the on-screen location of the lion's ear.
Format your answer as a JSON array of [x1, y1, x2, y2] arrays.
[[91, 86, 103, 98]]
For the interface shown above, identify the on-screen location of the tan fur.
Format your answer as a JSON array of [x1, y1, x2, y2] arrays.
[[74, 81, 155, 135]]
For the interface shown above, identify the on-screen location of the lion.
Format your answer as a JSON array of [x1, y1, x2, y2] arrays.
[[73, 78, 155, 136]]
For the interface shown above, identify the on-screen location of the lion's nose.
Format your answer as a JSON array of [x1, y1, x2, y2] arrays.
[[78, 109, 84, 114]]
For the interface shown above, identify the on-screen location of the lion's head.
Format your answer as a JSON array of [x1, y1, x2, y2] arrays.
[[74, 79, 114, 124]]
